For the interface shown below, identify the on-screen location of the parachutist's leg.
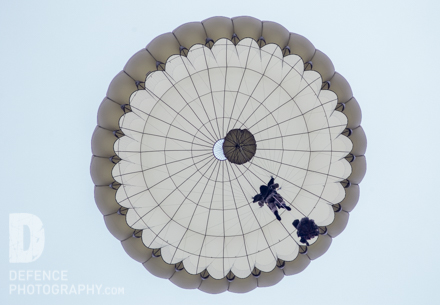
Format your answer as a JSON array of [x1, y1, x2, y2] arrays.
[[274, 210, 281, 221]]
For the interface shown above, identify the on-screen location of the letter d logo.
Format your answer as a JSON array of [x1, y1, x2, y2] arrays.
[[9, 213, 45, 263]]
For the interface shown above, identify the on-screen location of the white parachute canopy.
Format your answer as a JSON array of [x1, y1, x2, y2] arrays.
[[91, 16, 367, 294]]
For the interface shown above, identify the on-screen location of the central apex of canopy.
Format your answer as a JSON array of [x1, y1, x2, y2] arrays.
[[223, 129, 256, 165]]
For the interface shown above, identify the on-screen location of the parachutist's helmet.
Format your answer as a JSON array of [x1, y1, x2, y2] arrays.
[[293, 219, 300, 228]]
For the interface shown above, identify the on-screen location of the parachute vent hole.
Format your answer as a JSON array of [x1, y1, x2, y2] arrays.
[[213, 139, 227, 161]]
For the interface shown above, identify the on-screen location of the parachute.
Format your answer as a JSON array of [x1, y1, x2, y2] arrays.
[[90, 16, 367, 294]]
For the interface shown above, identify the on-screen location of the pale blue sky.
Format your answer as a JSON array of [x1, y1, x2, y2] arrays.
[[2, 0, 440, 304]]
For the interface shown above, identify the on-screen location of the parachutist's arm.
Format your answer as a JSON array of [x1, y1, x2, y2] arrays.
[[267, 177, 274, 187]]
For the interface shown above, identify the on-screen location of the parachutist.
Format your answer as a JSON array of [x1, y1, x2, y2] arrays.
[[293, 217, 319, 246], [253, 177, 291, 221]]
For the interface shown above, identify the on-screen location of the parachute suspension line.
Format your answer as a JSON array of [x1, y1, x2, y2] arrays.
[[257, 36, 266, 47], [174, 262, 184, 272], [155, 61, 165, 70], [225, 41, 253, 133], [231, 33, 239, 44], [166, 159, 222, 268], [299, 246, 308, 255], [109, 155, 121, 164], [205, 37, 214, 48], [234, 49, 282, 132], [342, 179, 351, 188], [201, 47, 223, 138], [319, 227, 328, 235], [135, 80, 145, 90], [226, 271, 235, 282], [151, 249, 161, 258], [172, 54, 221, 142], [112, 130, 124, 138], [342, 128, 353, 137], [321, 80, 331, 90], [179, 45, 188, 56], [251, 267, 261, 278], [345, 153, 356, 163], [223, 161, 253, 275], [229, 163, 278, 265], [109, 182, 121, 190], [200, 270, 209, 280], [276, 259, 285, 269], [117, 207, 128, 215], [120, 103, 131, 113], [132, 230, 142, 238], [191, 161, 226, 275], [333, 203, 342, 213]]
